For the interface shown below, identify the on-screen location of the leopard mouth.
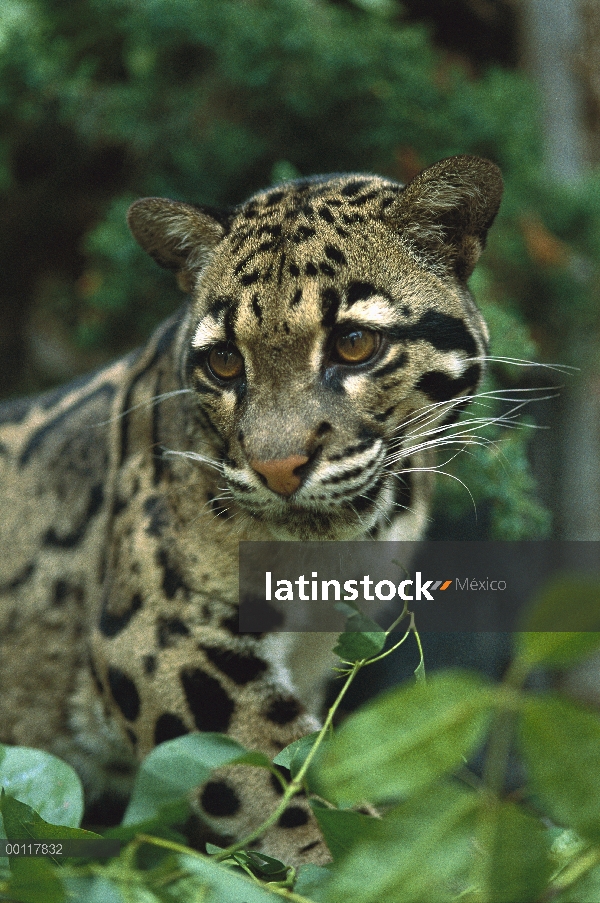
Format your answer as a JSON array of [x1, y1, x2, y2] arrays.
[[237, 476, 387, 540]]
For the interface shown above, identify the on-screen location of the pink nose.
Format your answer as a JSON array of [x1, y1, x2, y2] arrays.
[[250, 455, 310, 496]]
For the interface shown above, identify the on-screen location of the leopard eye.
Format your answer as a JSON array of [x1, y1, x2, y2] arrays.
[[334, 329, 380, 364], [207, 343, 244, 381]]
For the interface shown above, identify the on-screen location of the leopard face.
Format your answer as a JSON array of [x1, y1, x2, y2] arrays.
[[128, 156, 502, 540]]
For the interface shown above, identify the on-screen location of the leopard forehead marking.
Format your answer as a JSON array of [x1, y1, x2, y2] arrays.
[[192, 175, 405, 345]]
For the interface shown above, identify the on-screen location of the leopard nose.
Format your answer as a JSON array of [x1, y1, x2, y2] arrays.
[[250, 455, 310, 496]]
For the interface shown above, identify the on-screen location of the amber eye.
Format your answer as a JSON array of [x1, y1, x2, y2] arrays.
[[334, 329, 379, 364], [207, 344, 244, 381]]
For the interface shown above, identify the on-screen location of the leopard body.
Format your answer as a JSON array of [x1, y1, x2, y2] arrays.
[[0, 155, 502, 863]]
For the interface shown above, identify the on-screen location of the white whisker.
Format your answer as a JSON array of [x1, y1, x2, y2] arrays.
[[162, 447, 225, 475], [95, 389, 193, 426]]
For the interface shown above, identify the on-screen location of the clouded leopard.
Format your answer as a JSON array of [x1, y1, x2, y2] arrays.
[[0, 155, 502, 864]]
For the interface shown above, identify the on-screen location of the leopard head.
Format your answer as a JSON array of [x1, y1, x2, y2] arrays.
[[127, 155, 502, 539]]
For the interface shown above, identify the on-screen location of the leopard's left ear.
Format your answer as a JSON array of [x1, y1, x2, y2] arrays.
[[386, 155, 503, 280], [127, 198, 231, 292]]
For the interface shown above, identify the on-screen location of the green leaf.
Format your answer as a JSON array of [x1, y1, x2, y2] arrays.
[[0, 745, 83, 828], [333, 604, 386, 661], [123, 734, 270, 825], [231, 849, 289, 880], [294, 863, 331, 899], [273, 732, 319, 773], [553, 863, 600, 903], [5, 856, 66, 903], [61, 875, 125, 903], [519, 694, 600, 842], [320, 783, 478, 903], [313, 670, 494, 806], [312, 807, 380, 862], [0, 791, 101, 844], [517, 577, 600, 662], [414, 656, 426, 685], [480, 800, 552, 903], [179, 852, 281, 901]]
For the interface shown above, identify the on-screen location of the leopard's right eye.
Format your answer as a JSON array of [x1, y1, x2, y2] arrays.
[[207, 343, 244, 381]]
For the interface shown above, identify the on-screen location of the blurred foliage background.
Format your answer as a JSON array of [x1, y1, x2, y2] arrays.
[[1, 0, 600, 543]]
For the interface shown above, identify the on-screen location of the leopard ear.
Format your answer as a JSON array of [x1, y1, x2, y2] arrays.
[[386, 155, 503, 280], [127, 198, 230, 292]]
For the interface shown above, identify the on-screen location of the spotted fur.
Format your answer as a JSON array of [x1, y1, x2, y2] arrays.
[[0, 155, 502, 864]]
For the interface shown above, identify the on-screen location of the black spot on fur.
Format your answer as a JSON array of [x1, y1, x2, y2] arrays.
[[118, 320, 179, 467], [144, 496, 169, 537], [43, 483, 104, 549], [203, 647, 268, 685], [416, 365, 480, 403], [372, 352, 408, 379], [0, 396, 32, 425], [207, 294, 235, 319], [157, 549, 189, 600], [299, 840, 322, 854], [157, 616, 190, 649], [126, 728, 138, 747], [52, 579, 84, 608], [265, 696, 302, 725], [154, 712, 190, 745], [321, 287, 340, 328], [265, 190, 285, 206], [207, 492, 232, 519], [341, 179, 369, 196], [328, 437, 373, 461], [389, 311, 478, 357], [352, 477, 384, 512], [221, 614, 239, 634], [321, 465, 364, 485], [373, 404, 397, 423], [324, 244, 347, 265], [108, 667, 140, 722], [293, 226, 316, 243], [346, 281, 378, 306], [201, 781, 241, 817], [278, 806, 309, 828], [348, 189, 379, 206], [0, 562, 35, 592], [143, 655, 157, 676], [277, 252, 286, 284], [100, 592, 143, 638], [234, 252, 257, 276], [318, 206, 335, 223], [289, 262, 300, 277], [305, 262, 318, 277], [180, 668, 235, 732], [319, 262, 335, 277], [240, 269, 260, 286]]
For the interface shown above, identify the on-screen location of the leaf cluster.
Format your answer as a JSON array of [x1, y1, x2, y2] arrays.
[[2, 578, 600, 902]]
